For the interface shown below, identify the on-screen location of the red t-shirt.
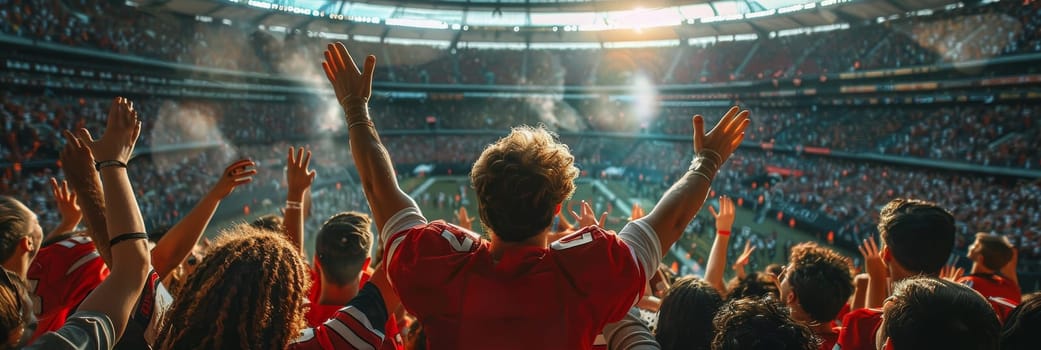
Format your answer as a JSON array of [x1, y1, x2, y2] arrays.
[[957, 274, 1021, 323], [27, 235, 110, 341], [385, 221, 646, 350], [836, 308, 882, 350]]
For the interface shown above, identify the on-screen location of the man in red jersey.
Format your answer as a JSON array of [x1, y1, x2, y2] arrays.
[[956, 232, 1021, 322], [27, 232, 110, 341], [322, 41, 749, 349], [306, 211, 374, 327], [837, 198, 956, 350]]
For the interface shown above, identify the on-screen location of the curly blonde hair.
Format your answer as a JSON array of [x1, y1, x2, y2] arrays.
[[155, 226, 310, 350], [471, 126, 578, 242]]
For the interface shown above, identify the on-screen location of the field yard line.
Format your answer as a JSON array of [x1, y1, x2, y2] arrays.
[[409, 177, 438, 198], [591, 180, 701, 273]]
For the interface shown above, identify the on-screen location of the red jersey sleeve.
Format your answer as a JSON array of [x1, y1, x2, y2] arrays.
[[27, 235, 110, 341], [837, 308, 882, 350], [385, 221, 487, 302]]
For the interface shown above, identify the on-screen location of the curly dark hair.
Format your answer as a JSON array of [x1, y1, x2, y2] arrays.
[[725, 272, 779, 301], [711, 298, 815, 350], [656, 276, 724, 350], [785, 243, 854, 323], [470, 126, 578, 242], [154, 227, 310, 350]]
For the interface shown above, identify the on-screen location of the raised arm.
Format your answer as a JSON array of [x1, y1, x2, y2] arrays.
[[859, 236, 888, 308], [284, 146, 316, 253], [323, 42, 420, 237], [731, 239, 756, 280], [151, 159, 255, 278], [65, 97, 151, 340], [703, 196, 736, 295], [640, 107, 749, 254], [59, 133, 112, 267], [43, 178, 82, 242]]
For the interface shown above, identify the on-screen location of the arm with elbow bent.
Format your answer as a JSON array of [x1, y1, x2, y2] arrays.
[[151, 159, 256, 278], [61, 97, 151, 340], [322, 42, 419, 241], [640, 107, 750, 255]]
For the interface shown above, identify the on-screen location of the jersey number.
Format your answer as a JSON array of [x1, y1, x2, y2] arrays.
[[440, 230, 476, 252], [56, 235, 92, 248]]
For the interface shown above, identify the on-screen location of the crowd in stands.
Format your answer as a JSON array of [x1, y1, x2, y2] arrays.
[[3, 0, 1041, 84], [2, 80, 1039, 349]]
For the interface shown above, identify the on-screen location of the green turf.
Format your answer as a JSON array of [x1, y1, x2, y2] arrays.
[[411, 176, 858, 277]]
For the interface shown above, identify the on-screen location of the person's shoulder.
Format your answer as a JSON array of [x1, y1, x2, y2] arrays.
[[27, 311, 115, 350], [549, 226, 621, 252]]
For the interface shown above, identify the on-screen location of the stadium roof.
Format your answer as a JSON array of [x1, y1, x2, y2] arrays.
[[148, 0, 960, 47]]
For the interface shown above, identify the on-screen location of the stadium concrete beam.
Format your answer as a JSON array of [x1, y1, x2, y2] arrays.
[[251, 11, 277, 25], [747, 21, 771, 38], [883, 0, 912, 13], [205, 4, 227, 16], [450, 30, 463, 50]]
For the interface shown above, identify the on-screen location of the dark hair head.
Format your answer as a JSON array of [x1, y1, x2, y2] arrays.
[[656, 276, 724, 350], [878, 198, 955, 275], [882, 277, 999, 350], [315, 211, 373, 285], [785, 243, 854, 323], [711, 298, 815, 350], [251, 214, 284, 232], [971, 233, 1013, 271], [470, 126, 578, 242], [764, 264, 783, 277], [726, 272, 779, 301], [1000, 292, 1041, 350], [155, 226, 310, 350], [0, 196, 34, 263]]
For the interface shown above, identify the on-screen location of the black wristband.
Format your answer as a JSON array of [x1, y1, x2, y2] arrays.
[[95, 160, 128, 171], [110, 232, 148, 246]]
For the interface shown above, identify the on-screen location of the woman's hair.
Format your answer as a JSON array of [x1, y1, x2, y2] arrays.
[[0, 281, 23, 350], [155, 226, 310, 350], [0, 196, 33, 262], [711, 298, 815, 350], [656, 276, 724, 350]]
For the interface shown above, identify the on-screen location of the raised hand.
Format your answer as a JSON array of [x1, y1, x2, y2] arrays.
[[708, 195, 736, 232], [50, 177, 82, 225], [628, 202, 645, 221], [456, 207, 474, 230], [693, 107, 750, 166], [322, 42, 376, 106], [939, 265, 965, 282], [286, 146, 317, 196], [734, 240, 756, 269], [210, 159, 257, 198], [570, 200, 608, 228], [77, 97, 142, 164], [858, 236, 885, 277], [859, 235, 889, 308]]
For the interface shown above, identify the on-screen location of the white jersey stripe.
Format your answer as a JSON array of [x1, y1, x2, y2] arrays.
[[66, 251, 101, 276], [325, 318, 377, 350]]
